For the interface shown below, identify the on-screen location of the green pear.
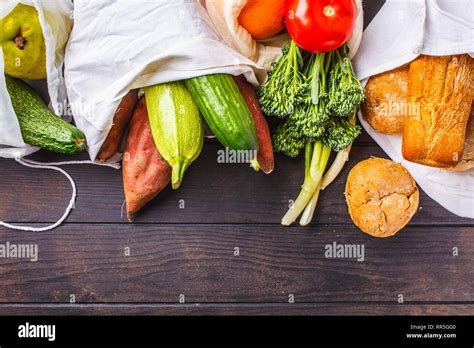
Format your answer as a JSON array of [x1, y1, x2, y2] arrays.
[[0, 3, 46, 80]]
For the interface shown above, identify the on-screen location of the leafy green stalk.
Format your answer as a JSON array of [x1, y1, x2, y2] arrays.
[[322, 118, 361, 152], [328, 44, 365, 117], [299, 181, 321, 226], [261, 43, 365, 226], [321, 110, 357, 190], [259, 41, 306, 118], [281, 142, 331, 226], [301, 111, 359, 224], [293, 53, 331, 139], [272, 116, 307, 158]]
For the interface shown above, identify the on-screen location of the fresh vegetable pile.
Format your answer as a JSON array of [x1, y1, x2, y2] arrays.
[[122, 74, 274, 220], [259, 0, 365, 226], [4, 69, 273, 222], [2, 0, 367, 228]]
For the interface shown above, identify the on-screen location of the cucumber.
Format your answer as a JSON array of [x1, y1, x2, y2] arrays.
[[185, 74, 259, 151], [144, 81, 204, 189], [5, 75, 86, 154]]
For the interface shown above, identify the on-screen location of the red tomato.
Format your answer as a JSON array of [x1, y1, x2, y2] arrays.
[[286, 0, 356, 53]]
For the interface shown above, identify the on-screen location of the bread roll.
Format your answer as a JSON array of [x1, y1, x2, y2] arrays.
[[362, 65, 410, 134], [345, 158, 419, 238], [402, 55, 474, 168]]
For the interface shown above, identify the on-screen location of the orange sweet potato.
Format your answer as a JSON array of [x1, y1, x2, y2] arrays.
[[233, 75, 275, 174], [123, 97, 171, 222], [98, 89, 139, 162]]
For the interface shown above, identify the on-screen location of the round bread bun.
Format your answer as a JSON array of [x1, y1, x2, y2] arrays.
[[362, 65, 410, 134], [345, 158, 419, 238]]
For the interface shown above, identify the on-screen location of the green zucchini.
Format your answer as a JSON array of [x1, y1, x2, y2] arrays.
[[144, 81, 204, 189], [185, 74, 259, 151], [5, 75, 86, 154]]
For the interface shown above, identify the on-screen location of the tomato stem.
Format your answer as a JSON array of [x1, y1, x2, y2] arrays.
[[323, 5, 336, 17]]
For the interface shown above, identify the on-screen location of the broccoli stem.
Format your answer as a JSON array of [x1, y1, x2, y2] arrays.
[[310, 54, 323, 105], [337, 44, 355, 77], [320, 110, 357, 190], [299, 181, 321, 226], [259, 40, 306, 117], [298, 143, 332, 226], [287, 41, 301, 87], [302, 110, 358, 224], [320, 147, 350, 190], [304, 141, 313, 176], [281, 141, 331, 226]]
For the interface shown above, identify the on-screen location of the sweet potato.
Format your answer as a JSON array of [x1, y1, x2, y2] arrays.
[[123, 97, 171, 222], [233, 75, 274, 174], [98, 89, 139, 162]]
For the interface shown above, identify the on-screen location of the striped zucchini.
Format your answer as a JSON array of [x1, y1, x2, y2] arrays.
[[185, 74, 259, 151], [5, 75, 85, 154], [144, 81, 204, 189]]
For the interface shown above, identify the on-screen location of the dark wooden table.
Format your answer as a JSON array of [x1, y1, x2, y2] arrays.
[[1, 0, 473, 316]]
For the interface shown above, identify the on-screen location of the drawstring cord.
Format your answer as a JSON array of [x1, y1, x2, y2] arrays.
[[0, 157, 120, 232]]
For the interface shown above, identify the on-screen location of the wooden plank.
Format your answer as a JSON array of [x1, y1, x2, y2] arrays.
[[0, 224, 472, 303], [0, 143, 472, 225], [0, 303, 471, 316], [364, 0, 385, 27]]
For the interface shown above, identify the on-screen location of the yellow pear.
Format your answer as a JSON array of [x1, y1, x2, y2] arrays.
[[0, 3, 46, 80]]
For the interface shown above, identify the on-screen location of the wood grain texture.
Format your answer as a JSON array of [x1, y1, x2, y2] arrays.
[[0, 224, 472, 306], [1, 141, 472, 226], [1, 303, 472, 316]]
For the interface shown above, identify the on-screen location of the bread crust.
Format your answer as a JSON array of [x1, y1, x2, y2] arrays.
[[345, 158, 419, 238], [402, 55, 474, 168], [362, 65, 410, 134], [449, 106, 474, 172]]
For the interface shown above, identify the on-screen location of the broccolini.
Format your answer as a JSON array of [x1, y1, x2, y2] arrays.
[[258, 41, 365, 226]]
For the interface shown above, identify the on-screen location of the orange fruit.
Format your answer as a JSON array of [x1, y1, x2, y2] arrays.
[[238, 0, 286, 40]]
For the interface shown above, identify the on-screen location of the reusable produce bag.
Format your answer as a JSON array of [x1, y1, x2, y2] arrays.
[[353, 0, 474, 218], [0, 0, 72, 158], [0, 0, 78, 232], [204, 0, 364, 70], [65, 0, 267, 162]]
